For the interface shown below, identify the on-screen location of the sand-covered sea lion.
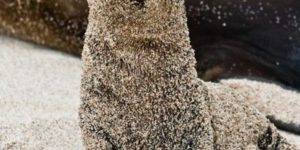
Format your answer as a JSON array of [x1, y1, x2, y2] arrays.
[[1, 0, 300, 142], [80, 0, 295, 149]]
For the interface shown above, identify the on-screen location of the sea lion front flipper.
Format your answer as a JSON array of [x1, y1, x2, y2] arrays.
[[221, 78, 300, 135]]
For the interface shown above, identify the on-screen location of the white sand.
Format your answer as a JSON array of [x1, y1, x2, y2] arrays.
[[0, 35, 299, 149], [0, 35, 83, 149]]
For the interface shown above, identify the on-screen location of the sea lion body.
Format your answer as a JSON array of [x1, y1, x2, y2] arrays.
[[79, 0, 295, 149]]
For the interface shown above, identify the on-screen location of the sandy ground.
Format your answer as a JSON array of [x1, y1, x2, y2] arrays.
[[0, 35, 299, 149], [0, 35, 83, 149]]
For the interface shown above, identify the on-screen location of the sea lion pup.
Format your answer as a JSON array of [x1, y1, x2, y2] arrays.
[[0, 0, 88, 55], [80, 0, 295, 149]]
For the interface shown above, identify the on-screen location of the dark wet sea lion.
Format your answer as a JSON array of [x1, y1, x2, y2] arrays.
[[1, 0, 299, 89], [0, 0, 88, 55]]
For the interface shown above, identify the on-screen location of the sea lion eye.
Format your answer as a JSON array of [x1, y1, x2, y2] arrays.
[[130, 0, 145, 9]]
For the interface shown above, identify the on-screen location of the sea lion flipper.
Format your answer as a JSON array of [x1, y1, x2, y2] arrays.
[[221, 78, 300, 135]]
